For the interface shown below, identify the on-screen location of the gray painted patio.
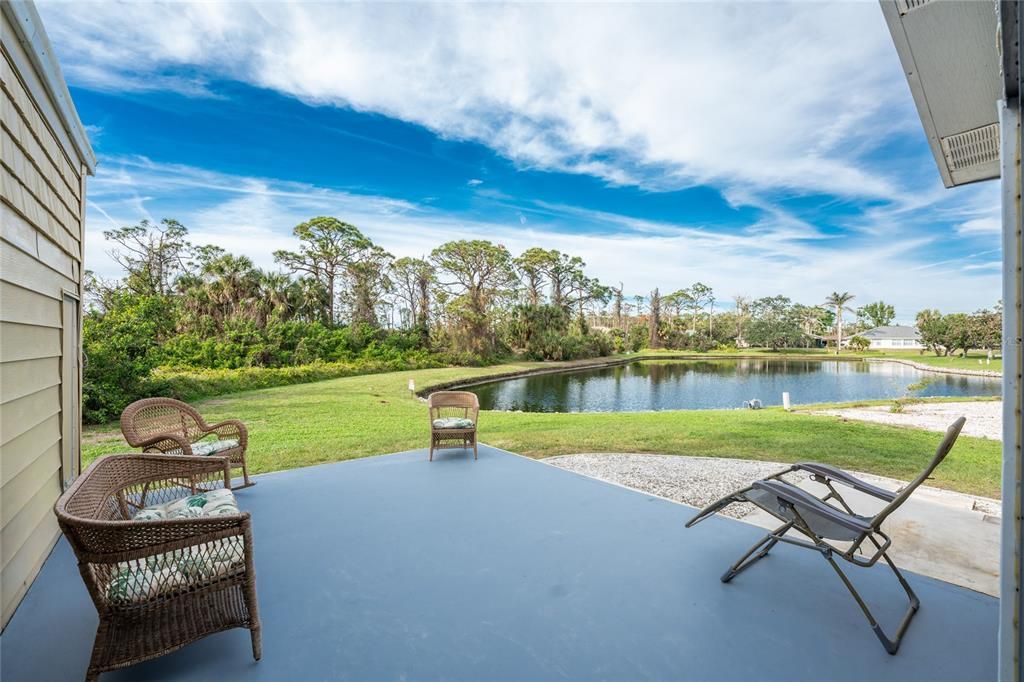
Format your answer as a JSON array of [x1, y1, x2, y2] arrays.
[[1, 445, 997, 681]]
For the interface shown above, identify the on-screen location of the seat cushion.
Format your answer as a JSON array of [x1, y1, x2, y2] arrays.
[[433, 417, 475, 430], [133, 488, 239, 521], [106, 489, 244, 604], [167, 438, 239, 457]]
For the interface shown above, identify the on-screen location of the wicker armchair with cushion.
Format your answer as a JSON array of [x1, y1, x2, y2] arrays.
[[121, 397, 253, 489], [55, 453, 261, 681], [428, 391, 479, 461]]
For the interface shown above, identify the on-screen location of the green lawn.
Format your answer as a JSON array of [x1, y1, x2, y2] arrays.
[[84, 359, 1003, 498], [637, 347, 1002, 373]]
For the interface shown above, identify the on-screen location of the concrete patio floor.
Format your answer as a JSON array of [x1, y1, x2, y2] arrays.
[[1, 445, 997, 681]]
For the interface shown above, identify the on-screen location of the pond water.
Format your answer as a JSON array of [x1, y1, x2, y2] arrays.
[[468, 359, 1001, 412]]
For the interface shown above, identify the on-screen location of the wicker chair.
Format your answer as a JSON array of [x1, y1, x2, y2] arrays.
[[428, 391, 479, 461], [55, 454, 261, 681], [121, 397, 253, 489]]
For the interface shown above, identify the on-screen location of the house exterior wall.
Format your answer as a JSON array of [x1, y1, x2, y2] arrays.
[[868, 338, 924, 350], [0, 3, 93, 629]]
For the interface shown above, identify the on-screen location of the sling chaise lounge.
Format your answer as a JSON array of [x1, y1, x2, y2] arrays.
[[685, 416, 966, 655]]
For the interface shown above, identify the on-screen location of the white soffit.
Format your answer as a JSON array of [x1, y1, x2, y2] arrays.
[[880, 0, 1002, 187]]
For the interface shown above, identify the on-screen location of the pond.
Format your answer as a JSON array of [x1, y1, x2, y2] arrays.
[[467, 359, 1001, 412]]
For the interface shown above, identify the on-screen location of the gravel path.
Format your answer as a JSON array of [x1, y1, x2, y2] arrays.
[[811, 400, 1002, 440], [546, 452, 1001, 519], [546, 454, 807, 519]]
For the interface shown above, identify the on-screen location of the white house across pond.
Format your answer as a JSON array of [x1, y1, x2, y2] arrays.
[[854, 325, 924, 350]]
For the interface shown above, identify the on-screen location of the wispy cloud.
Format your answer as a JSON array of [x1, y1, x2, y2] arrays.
[[42, 1, 914, 200], [84, 157, 1000, 315]]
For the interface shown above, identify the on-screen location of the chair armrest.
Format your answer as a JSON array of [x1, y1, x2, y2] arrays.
[[794, 463, 896, 502], [753, 480, 873, 534], [135, 433, 194, 456], [205, 419, 248, 448]]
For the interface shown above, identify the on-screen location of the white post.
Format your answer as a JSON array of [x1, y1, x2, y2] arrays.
[[782, 392, 791, 411], [408, 379, 416, 394], [998, 95, 1023, 682]]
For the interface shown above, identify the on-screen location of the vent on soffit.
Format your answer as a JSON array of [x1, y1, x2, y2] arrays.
[[896, 0, 937, 15], [940, 123, 1000, 171]]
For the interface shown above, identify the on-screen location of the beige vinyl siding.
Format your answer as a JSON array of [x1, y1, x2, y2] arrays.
[[1, 7, 88, 629]]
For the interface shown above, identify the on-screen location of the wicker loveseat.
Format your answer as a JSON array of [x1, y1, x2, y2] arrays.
[[55, 454, 261, 681], [428, 391, 479, 461], [121, 397, 254, 489]]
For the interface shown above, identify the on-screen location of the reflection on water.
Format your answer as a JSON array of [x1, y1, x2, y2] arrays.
[[469, 359, 1001, 412]]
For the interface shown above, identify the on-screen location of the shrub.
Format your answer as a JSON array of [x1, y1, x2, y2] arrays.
[[847, 335, 871, 352]]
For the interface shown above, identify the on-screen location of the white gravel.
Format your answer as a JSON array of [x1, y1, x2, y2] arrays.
[[546, 453, 807, 519], [811, 400, 1002, 440], [546, 452, 1001, 519]]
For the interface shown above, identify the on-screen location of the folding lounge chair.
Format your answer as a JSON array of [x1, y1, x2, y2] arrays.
[[685, 416, 966, 655]]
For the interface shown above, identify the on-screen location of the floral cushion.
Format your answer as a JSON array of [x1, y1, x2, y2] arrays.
[[107, 490, 244, 604], [432, 417, 475, 430], [167, 438, 239, 457], [132, 488, 239, 521]]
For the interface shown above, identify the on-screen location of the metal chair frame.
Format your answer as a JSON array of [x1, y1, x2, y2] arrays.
[[686, 417, 966, 655]]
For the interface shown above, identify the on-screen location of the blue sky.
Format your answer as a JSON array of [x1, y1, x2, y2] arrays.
[[41, 1, 1002, 317]]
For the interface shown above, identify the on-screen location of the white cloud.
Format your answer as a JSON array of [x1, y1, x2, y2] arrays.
[[467, 179, 483, 187], [41, 1, 913, 199], [957, 217, 1002, 236], [84, 157, 1000, 315]]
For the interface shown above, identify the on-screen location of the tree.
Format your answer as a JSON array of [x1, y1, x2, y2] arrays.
[[612, 283, 624, 329], [943, 313, 973, 357], [344, 242, 393, 327], [744, 296, 804, 350], [514, 248, 555, 307], [273, 217, 371, 324], [858, 301, 896, 328], [679, 282, 713, 333], [916, 309, 949, 356], [542, 251, 586, 310], [732, 294, 751, 342], [392, 257, 435, 339], [648, 288, 662, 349], [970, 307, 1002, 353], [824, 291, 856, 354], [103, 218, 193, 296], [430, 240, 517, 356]]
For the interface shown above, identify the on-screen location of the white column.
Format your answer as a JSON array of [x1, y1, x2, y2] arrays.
[[999, 96, 1024, 682]]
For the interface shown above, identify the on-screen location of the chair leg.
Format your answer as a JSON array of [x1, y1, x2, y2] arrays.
[[473, 437, 478, 460], [822, 549, 919, 655], [233, 460, 256, 490], [429, 443, 434, 461], [720, 521, 793, 583], [250, 625, 263, 661]]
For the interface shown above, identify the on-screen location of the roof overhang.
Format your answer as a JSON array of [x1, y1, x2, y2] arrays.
[[879, 0, 1002, 187], [2, 0, 96, 174]]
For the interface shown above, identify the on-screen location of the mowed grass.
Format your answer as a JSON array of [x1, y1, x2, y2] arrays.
[[83, 360, 1003, 498], [638, 347, 1003, 373]]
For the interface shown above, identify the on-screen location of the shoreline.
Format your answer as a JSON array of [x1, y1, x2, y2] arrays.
[[863, 356, 1001, 378], [424, 352, 1002, 399]]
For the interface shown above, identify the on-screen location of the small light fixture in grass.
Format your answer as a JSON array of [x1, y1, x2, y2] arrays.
[[408, 379, 416, 395]]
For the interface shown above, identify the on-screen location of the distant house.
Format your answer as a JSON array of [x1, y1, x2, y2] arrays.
[[854, 325, 923, 350]]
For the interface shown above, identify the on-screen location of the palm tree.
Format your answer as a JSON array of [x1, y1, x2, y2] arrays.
[[824, 291, 856, 354]]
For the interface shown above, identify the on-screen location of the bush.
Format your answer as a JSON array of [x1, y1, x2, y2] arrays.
[[147, 356, 446, 404], [847, 335, 871, 352]]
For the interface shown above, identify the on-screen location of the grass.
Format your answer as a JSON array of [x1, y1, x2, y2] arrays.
[[83, 358, 1003, 499], [636, 347, 1003, 373]]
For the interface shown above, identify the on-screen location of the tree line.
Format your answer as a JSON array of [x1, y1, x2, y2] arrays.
[[82, 216, 1002, 421]]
